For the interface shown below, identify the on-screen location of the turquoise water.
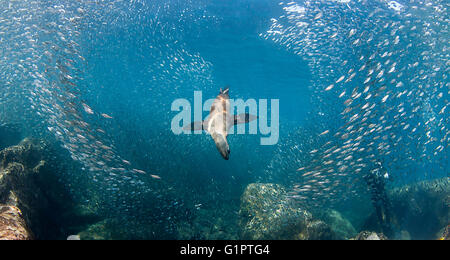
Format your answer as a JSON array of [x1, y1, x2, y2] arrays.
[[0, 0, 448, 239]]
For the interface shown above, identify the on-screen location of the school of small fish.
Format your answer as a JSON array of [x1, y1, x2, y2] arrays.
[[0, 0, 215, 232], [0, 0, 448, 236], [263, 0, 448, 209]]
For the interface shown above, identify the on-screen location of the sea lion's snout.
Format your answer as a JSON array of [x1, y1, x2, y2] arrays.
[[213, 133, 230, 160], [217, 141, 230, 160], [221, 150, 230, 160], [222, 147, 230, 160]]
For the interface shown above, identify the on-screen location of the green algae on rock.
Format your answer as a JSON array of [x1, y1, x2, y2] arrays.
[[0, 138, 72, 239], [176, 206, 239, 240], [388, 178, 450, 240], [239, 183, 336, 240], [318, 209, 357, 240], [77, 219, 114, 240], [362, 178, 450, 240], [0, 139, 51, 240]]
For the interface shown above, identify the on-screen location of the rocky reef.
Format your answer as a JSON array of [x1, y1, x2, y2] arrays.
[[388, 178, 449, 240], [176, 206, 239, 240], [75, 217, 168, 240], [361, 178, 449, 240], [318, 209, 357, 240], [1, 136, 447, 240], [77, 219, 114, 240], [238, 180, 449, 240], [239, 183, 337, 240], [441, 225, 449, 240], [0, 138, 97, 240], [0, 138, 48, 239]]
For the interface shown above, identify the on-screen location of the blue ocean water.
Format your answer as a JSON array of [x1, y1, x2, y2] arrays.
[[0, 0, 448, 239]]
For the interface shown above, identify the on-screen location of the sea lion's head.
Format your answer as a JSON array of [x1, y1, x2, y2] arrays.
[[212, 132, 230, 160]]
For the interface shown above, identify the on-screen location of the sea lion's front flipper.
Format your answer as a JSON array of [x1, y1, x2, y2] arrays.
[[183, 121, 204, 131], [233, 113, 258, 125]]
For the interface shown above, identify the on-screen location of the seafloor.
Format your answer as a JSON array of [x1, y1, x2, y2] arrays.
[[0, 134, 448, 240]]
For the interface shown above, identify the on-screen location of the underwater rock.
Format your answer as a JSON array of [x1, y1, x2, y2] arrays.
[[239, 183, 308, 239], [0, 138, 50, 240], [296, 220, 336, 240], [239, 183, 335, 240], [0, 205, 33, 240], [394, 230, 412, 240], [353, 231, 387, 240], [77, 219, 114, 240], [442, 225, 449, 240], [318, 209, 357, 240], [77, 217, 178, 240], [0, 137, 98, 239], [360, 178, 449, 240], [375, 178, 449, 240], [0, 138, 43, 169], [177, 206, 239, 240]]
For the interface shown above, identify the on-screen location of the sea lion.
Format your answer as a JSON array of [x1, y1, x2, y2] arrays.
[[184, 88, 257, 160]]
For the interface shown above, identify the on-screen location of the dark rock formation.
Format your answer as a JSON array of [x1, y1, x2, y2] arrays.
[[389, 178, 449, 240], [176, 206, 239, 240], [441, 225, 449, 240], [77, 217, 176, 240], [239, 183, 335, 240], [318, 209, 357, 240], [77, 219, 114, 240], [362, 178, 449, 240], [0, 138, 87, 240], [0, 138, 49, 239], [296, 220, 336, 240]]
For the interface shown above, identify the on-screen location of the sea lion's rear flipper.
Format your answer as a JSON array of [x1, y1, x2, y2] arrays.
[[183, 121, 204, 131], [234, 113, 257, 125]]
